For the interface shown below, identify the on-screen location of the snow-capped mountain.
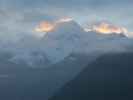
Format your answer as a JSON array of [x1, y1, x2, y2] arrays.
[[40, 20, 88, 63], [1, 19, 133, 67], [40, 20, 133, 64]]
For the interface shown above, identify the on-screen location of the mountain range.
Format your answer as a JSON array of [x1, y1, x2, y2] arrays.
[[50, 52, 133, 100], [0, 19, 133, 100], [0, 19, 132, 67]]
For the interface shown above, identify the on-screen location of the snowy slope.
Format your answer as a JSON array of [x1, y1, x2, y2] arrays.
[[40, 20, 133, 63], [1, 19, 132, 67], [40, 20, 87, 63]]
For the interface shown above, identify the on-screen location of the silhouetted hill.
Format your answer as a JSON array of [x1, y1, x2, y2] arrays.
[[50, 52, 133, 100], [0, 53, 92, 100]]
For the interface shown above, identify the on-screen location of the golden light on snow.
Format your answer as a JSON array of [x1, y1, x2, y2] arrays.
[[35, 21, 54, 32], [84, 22, 132, 36], [35, 17, 73, 33], [92, 22, 127, 34], [34, 18, 133, 37]]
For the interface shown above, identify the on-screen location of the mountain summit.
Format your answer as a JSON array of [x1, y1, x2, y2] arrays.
[[3, 19, 133, 67]]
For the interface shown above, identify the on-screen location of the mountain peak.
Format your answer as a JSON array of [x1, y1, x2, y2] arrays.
[[84, 21, 129, 37], [49, 20, 84, 34]]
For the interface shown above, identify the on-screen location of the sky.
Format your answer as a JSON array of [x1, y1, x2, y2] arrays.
[[0, 0, 133, 36]]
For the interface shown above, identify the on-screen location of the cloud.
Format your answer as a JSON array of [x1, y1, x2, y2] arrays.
[[0, 0, 132, 34]]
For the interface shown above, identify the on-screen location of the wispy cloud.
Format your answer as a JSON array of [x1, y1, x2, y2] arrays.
[[0, 0, 132, 36]]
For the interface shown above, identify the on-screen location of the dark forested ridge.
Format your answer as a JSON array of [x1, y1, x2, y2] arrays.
[[50, 52, 133, 100], [0, 53, 91, 100]]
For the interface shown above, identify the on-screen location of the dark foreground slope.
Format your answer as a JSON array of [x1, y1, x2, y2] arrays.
[[0, 53, 93, 100], [50, 52, 133, 100]]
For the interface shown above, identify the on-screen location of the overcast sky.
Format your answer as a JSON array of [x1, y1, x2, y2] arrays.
[[0, 0, 133, 36]]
